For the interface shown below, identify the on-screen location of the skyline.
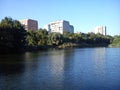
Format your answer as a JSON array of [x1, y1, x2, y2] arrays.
[[0, 0, 120, 35]]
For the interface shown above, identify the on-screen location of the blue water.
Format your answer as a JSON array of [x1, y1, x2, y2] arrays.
[[0, 48, 120, 90]]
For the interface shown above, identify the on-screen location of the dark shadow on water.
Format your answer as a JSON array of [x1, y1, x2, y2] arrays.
[[0, 63, 25, 75], [0, 53, 26, 75]]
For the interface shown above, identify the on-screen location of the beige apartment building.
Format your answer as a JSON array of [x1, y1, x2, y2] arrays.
[[19, 19, 38, 31]]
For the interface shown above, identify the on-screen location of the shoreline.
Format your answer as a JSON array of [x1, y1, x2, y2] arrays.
[[26, 42, 109, 51], [1, 43, 119, 54]]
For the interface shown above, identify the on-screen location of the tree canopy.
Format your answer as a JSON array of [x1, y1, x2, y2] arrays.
[[0, 17, 26, 53]]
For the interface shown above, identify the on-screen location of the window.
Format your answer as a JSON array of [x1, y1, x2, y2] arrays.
[[59, 27, 62, 30]]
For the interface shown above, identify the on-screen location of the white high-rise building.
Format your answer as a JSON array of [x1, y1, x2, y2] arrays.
[[44, 20, 74, 34], [91, 26, 106, 35]]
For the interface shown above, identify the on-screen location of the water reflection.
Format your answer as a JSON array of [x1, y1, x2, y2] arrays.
[[0, 64, 25, 75], [0, 54, 25, 63], [47, 50, 64, 89], [0, 48, 120, 90], [93, 48, 106, 81], [0, 54, 26, 75], [48, 49, 75, 89]]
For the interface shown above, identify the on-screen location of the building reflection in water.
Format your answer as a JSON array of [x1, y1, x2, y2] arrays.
[[48, 49, 75, 89], [48, 50, 65, 89], [93, 47, 106, 82]]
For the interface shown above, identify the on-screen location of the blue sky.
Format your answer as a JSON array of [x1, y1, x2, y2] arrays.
[[0, 0, 120, 35]]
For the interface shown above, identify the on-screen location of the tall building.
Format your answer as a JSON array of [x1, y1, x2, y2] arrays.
[[44, 20, 74, 34], [19, 19, 38, 31], [91, 26, 106, 35]]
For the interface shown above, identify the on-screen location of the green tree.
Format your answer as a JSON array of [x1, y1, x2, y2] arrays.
[[27, 30, 37, 46], [0, 17, 26, 53], [26, 29, 48, 46], [36, 29, 48, 46], [47, 32, 63, 45]]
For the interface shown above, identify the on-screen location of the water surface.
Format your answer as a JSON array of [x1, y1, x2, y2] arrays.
[[0, 48, 120, 90]]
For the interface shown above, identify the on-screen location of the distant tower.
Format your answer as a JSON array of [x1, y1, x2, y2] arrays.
[[91, 26, 107, 35], [105, 26, 107, 35]]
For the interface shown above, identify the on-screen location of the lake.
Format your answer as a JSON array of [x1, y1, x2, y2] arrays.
[[0, 48, 120, 90]]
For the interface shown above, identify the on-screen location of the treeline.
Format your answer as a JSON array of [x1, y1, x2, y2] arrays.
[[27, 29, 112, 48], [0, 17, 115, 53]]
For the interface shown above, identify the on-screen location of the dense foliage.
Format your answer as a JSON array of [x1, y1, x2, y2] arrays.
[[0, 17, 26, 53], [27, 30, 112, 48], [27, 29, 48, 46]]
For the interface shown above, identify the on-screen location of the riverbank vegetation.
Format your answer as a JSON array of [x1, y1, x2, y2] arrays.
[[27, 30, 112, 49], [109, 35, 120, 47], [0, 17, 119, 53]]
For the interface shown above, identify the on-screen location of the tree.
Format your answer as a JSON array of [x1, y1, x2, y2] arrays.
[[26, 29, 48, 46], [0, 17, 26, 53], [47, 32, 63, 45], [27, 30, 37, 46], [36, 29, 48, 46]]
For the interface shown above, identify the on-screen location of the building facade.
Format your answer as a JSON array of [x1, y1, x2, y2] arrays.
[[91, 26, 106, 35], [19, 19, 38, 31], [44, 20, 74, 34]]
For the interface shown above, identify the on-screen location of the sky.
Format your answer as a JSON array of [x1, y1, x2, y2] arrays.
[[0, 0, 120, 35]]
